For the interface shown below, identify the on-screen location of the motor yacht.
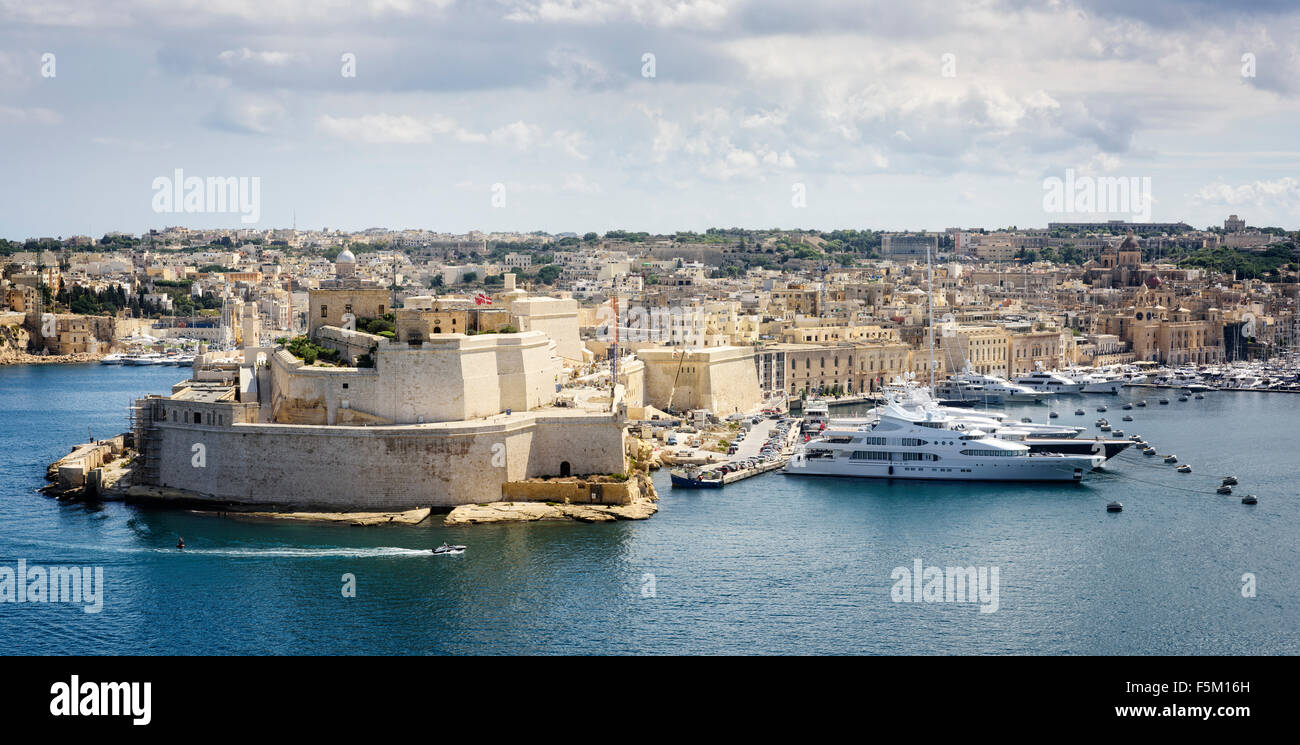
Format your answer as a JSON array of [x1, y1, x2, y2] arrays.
[[940, 369, 1051, 404], [785, 398, 1104, 482], [1014, 368, 1083, 394]]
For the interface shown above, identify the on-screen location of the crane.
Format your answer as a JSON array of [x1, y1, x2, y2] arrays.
[[666, 347, 689, 415]]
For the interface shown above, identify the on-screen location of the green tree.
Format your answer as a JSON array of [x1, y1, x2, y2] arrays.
[[536, 264, 562, 284]]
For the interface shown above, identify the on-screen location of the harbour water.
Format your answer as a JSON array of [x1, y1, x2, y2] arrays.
[[1, 363, 1297, 654]]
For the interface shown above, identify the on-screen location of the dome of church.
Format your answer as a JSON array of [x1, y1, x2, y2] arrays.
[[336, 248, 356, 264]]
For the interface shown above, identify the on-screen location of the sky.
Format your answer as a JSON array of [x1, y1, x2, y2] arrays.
[[2, 0, 1300, 239]]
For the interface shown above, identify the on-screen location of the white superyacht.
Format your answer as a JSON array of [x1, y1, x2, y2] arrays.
[[784, 397, 1105, 482], [1014, 367, 1084, 394]]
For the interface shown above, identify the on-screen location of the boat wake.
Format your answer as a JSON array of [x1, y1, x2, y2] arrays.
[[171, 546, 434, 558], [10, 541, 434, 559]]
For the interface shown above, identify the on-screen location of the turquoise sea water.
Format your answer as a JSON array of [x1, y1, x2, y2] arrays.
[[1, 363, 1297, 654]]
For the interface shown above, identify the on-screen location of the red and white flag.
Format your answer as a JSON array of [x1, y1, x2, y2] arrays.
[[474, 292, 493, 306]]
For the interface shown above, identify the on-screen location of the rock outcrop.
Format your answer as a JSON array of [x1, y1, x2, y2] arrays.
[[1, 322, 103, 365], [444, 471, 658, 526]]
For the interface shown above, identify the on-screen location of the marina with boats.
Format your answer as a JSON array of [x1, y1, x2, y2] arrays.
[[661, 371, 1269, 510]]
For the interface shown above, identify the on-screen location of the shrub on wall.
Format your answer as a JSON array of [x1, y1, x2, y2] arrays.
[[283, 335, 340, 366]]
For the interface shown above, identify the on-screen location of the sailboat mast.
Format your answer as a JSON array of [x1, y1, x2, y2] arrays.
[[927, 247, 935, 391]]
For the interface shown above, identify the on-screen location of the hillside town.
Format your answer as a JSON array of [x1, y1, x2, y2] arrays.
[[4, 218, 1298, 391]]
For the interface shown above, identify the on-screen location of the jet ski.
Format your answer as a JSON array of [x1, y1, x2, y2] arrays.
[[176, 538, 185, 550], [432, 542, 466, 554]]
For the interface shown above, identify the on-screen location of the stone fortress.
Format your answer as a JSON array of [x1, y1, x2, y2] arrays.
[[128, 257, 626, 511]]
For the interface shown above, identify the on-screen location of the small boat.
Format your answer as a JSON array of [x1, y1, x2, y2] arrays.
[[1121, 403, 1133, 410], [1113, 429, 1124, 437], [1142, 447, 1156, 456], [1194, 394, 1205, 400], [1159, 399, 1170, 405], [1128, 434, 1142, 441], [1177, 464, 1191, 473], [1216, 485, 1232, 494], [1178, 396, 1189, 402], [1122, 415, 1133, 422], [671, 468, 724, 488], [1136, 400, 1147, 407], [1222, 476, 1238, 486], [1099, 424, 1111, 432], [432, 543, 467, 554], [1049, 411, 1059, 418], [1074, 409, 1085, 415], [1164, 454, 1178, 463], [1106, 501, 1123, 512], [1097, 406, 1107, 412], [1020, 417, 1033, 424], [1241, 495, 1257, 505]]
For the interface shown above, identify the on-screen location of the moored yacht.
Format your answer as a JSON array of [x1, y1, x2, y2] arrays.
[[123, 353, 165, 365], [1014, 369, 1084, 394], [801, 399, 830, 434], [838, 384, 1131, 460], [1077, 371, 1124, 394], [948, 369, 1052, 403], [785, 400, 1104, 482]]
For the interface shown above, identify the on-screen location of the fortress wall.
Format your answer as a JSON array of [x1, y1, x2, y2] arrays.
[[498, 334, 561, 412], [639, 346, 761, 413], [269, 332, 560, 425], [511, 297, 582, 362], [525, 413, 627, 478], [375, 342, 483, 422], [315, 326, 384, 365], [700, 347, 763, 414], [269, 350, 383, 424], [151, 413, 624, 510]]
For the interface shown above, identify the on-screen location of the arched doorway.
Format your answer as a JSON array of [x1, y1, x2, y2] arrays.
[[559, 461, 571, 477]]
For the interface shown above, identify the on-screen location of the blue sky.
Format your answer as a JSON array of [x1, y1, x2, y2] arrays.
[[2, 0, 1300, 239]]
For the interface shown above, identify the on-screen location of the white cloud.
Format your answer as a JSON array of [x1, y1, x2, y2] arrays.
[[489, 120, 544, 150], [218, 48, 299, 66], [553, 129, 591, 160], [501, 0, 734, 28], [0, 106, 61, 125], [561, 172, 602, 193], [207, 98, 286, 134], [318, 113, 442, 144], [1192, 178, 1300, 213], [315, 113, 500, 145]]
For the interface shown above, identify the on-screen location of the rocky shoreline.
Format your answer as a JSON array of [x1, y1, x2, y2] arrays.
[[1, 352, 105, 366], [444, 474, 659, 526]]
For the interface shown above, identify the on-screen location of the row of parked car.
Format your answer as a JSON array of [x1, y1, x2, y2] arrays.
[[723, 417, 795, 469]]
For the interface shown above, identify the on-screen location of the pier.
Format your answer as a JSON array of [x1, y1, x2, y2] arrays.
[[670, 415, 804, 488]]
